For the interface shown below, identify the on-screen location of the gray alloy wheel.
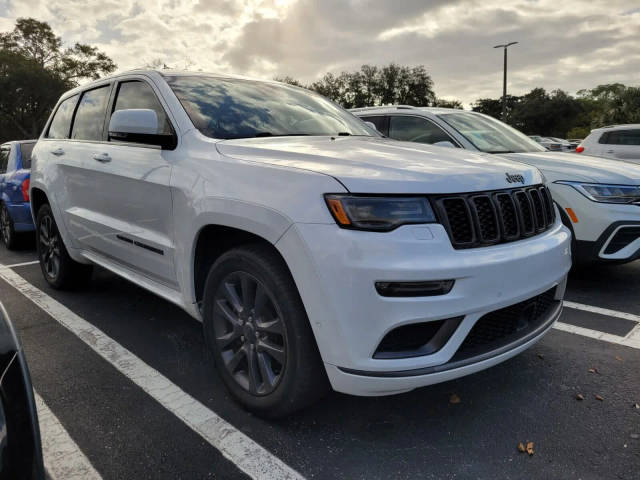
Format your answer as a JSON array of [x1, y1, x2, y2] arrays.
[[1, 203, 16, 249], [212, 271, 287, 396], [38, 213, 61, 280]]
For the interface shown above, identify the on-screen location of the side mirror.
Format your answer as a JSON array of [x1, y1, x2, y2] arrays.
[[108, 109, 175, 149], [433, 140, 456, 149]]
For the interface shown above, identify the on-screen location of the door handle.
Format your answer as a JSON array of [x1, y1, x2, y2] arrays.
[[51, 148, 65, 156], [92, 153, 112, 163], [605, 150, 615, 153]]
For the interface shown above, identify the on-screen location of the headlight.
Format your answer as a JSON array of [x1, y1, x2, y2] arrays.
[[555, 181, 640, 204], [324, 194, 436, 231]]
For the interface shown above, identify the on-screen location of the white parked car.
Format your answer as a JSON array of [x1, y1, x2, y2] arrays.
[[30, 72, 571, 416], [577, 125, 640, 162], [353, 106, 640, 264], [528, 135, 562, 151], [545, 137, 575, 151]]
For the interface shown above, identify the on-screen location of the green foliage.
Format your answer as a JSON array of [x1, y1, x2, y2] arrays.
[[432, 98, 463, 109], [566, 126, 590, 140], [277, 63, 444, 109], [473, 85, 640, 138], [0, 18, 117, 142]]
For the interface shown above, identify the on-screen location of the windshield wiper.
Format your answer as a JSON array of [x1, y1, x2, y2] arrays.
[[486, 150, 515, 154]]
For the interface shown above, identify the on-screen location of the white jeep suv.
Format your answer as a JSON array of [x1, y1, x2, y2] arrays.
[[30, 72, 571, 416], [354, 107, 640, 264]]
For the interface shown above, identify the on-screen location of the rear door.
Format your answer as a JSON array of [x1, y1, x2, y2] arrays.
[[40, 93, 82, 246], [77, 77, 178, 287], [600, 129, 640, 160]]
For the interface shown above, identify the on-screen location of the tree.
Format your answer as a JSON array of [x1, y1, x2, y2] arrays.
[[0, 50, 69, 139], [277, 63, 437, 109], [0, 18, 117, 142], [433, 98, 463, 109], [0, 18, 116, 84]]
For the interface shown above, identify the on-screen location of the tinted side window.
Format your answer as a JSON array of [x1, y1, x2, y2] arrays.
[[389, 116, 457, 145], [0, 147, 9, 174], [47, 95, 79, 139], [603, 129, 640, 146], [71, 86, 111, 141], [19, 143, 35, 169], [360, 116, 389, 136], [112, 81, 172, 135]]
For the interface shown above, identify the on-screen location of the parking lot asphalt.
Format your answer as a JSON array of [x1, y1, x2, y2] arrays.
[[0, 240, 638, 480]]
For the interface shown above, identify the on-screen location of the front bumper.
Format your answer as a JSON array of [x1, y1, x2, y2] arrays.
[[277, 216, 571, 396], [551, 183, 640, 262]]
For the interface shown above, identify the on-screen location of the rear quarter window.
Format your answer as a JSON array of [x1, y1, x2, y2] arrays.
[[18, 143, 35, 169], [600, 129, 640, 146], [46, 95, 79, 139]]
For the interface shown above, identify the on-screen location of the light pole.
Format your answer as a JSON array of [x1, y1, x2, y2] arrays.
[[493, 41, 518, 121]]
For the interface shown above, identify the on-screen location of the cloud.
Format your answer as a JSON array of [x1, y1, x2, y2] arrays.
[[0, 0, 638, 104]]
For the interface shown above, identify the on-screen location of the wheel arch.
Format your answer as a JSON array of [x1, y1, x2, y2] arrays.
[[191, 223, 294, 309]]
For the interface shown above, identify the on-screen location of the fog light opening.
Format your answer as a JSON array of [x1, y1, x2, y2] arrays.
[[375, 280, 455, 297]]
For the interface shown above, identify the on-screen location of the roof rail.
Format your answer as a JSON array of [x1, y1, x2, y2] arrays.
[[395, 105, 417, 110]]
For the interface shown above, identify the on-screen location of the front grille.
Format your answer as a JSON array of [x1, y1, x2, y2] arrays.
[[453, 287, 558, 360], [433, 185, 555, 249], [603, 227, 640, 254]]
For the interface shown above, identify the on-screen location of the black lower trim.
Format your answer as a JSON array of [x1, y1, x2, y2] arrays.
[[116, 234, 164, 256], [574, 220, 640, 265], [337, 300, 562, 378]]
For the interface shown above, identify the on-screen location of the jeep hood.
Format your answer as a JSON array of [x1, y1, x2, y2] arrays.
[[502, 152, 640, 185], [216, 136, 542, 194]]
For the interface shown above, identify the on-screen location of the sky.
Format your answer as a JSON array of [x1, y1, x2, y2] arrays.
[[1, 0, 639, 106]]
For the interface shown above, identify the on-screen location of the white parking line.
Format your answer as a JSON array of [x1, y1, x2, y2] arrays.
[[5, 260, 40, 268], [34, 391, 102, 480], [553, 322, 640, 349], [0, 266, 303, 480], [564, 301, 640, 323]]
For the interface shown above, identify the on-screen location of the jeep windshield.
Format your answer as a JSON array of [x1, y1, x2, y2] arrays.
[[165, 75, 376, 140], [437, 111, 546, 154]]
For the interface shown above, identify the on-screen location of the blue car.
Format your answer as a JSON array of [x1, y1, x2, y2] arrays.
[[0, 140, 36, 249]]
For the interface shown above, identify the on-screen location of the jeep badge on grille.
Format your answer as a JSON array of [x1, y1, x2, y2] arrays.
[[505, 173, 525, 184]]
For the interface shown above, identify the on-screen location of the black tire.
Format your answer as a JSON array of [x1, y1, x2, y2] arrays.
[[36, 204, 92, 289], [203, 243, 329, 417], [0, 203, 18, 250]]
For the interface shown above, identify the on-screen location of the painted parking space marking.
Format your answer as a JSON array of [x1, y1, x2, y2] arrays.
[[564, 300, 640, 323], [0, 266, 303, 480], [553, 321, 640, 350], [4, 260, 39, 268], [35, 391, 102, 480]]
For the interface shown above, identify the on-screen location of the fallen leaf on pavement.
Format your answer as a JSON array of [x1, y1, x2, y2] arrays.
[[537, 354, 544, 360], [576, 393, 584, 401], [615, 356, 623, 362], [595, 395, 604, 401], [526, 442, 534, 455], [449, 393, 461, 404], [518, 443, 525, 452], [634, 403, 639, 409], [588, 368, 598, 374]]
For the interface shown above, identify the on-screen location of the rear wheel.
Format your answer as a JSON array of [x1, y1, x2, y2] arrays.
[[0, 203, 18, 250], [36, 204, 92, 289], [203, 244, 328, 417]]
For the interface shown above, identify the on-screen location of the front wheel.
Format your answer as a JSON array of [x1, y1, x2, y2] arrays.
[[36, 204, 92, 289], [202, 244, 328, 417]]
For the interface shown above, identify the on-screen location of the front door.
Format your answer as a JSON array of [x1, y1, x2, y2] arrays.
[[74, 78, 178, 287]]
